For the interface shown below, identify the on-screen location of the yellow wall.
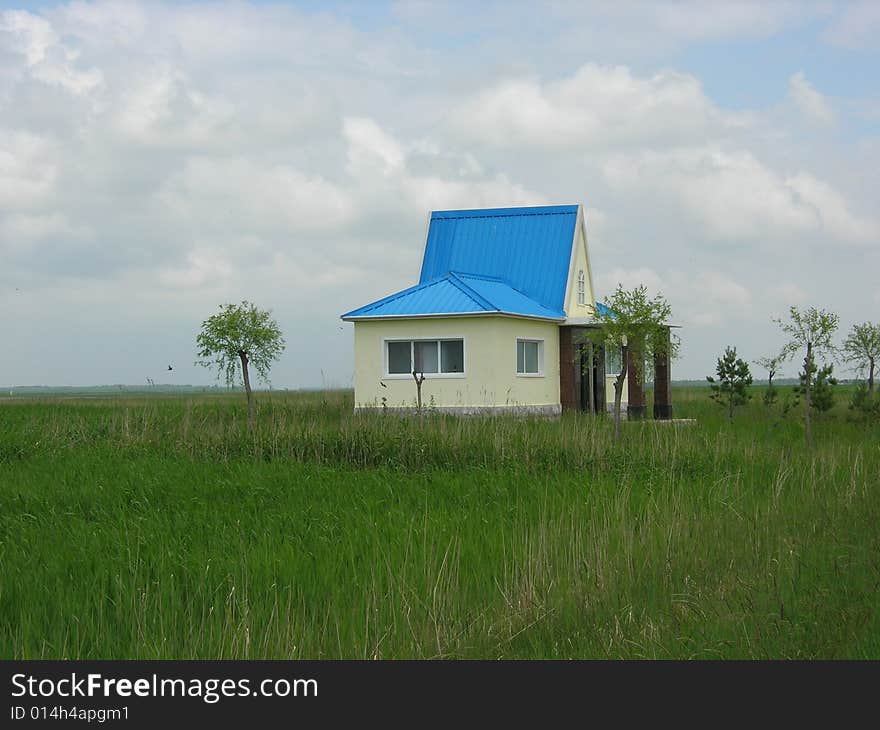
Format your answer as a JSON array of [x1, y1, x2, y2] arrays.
[[563, 209, 595, 318], [353, 316, 560, 409], [605, 373, 628, 406]]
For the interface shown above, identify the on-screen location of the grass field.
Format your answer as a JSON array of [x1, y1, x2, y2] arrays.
[[1, 387, 878, 659]]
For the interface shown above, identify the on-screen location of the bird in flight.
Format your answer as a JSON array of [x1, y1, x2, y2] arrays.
[[167, 365, 173, 371]]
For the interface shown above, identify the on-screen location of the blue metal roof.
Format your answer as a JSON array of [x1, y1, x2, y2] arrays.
[[340, 271, 565, 320], [595, 301, 612, 317], [419, 205, 579, 312]]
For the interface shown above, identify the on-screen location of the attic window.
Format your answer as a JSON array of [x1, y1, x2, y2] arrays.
[[577, 270, 585, 306]]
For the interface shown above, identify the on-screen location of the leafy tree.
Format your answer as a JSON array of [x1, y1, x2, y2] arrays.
[[842, 322, 880, 392], [196, 301, 285, 426], [587, 285, 676, 438], [774, 306, 839, 446], [707, 346, 752, 422], [793, 356, 838, 414], [849, 383, 880, 421], [753, 352, 785, 408]]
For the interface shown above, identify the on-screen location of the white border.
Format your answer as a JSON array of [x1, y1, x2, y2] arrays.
[[381, 336, 467, 380], [515, 337, 545, 378]]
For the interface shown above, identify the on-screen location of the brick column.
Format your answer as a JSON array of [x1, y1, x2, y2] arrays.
[[559, 327, 577, 412], [627, 337, 646, 420], [653, 327, 672, 419]]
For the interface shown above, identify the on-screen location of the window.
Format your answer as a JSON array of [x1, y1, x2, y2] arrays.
[[386, 339, 464, 376], [605, 345, 623, 376], [516, 339, 543, 376], [577, 270, 585, 306]]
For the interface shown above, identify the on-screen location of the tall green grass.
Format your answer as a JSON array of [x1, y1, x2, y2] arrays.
[[1, 388, 878, 658]]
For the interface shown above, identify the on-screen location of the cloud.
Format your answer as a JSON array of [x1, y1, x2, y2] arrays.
[[0, 0, 876, 387], [823, 1, 880, 49], [789, 71, 835, 124], [643, 1, 823, 42], [158, 248, 232, 289], [448, 63, 742, 149], [596, 266, 667, 298], [0, 8, 102, 94], [768, 282, 807, 307], [0, 129, 57, 207], [603, 146, 878, 244], [0, 212, 89, 253], [595, 266, 752, 329], [343, 117, 407, 178], [392, 1, 824, 59], [157, 157, 355, 237]]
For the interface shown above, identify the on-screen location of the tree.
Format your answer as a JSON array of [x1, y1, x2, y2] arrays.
[[707, 346, 752, 422], [842, 322, 880, 392], [849, 383, 880, 421], [196, 301, 285, 426], [753, 352, 785, 407], [793, 358, 837, 414], [587, 284, 676, 438], [774, 306, 839, 446]]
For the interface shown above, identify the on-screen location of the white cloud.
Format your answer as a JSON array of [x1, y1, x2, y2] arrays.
[[693, 271, 751, 309], [157, 157, 355, 237], [158, 248, 232, 289], [789, 71, 835, 124], [823, 1, 880, 49], [0, 9, 102, 94], [785, 172, 877, 243], [343, 117, 407, 178], [0, 212, 89, 252], [769, 282, 807, 306], [0, 129, 57, 207], [596, 266, 667, 299], [595, 266, 752, 329], [448, 63, 739, 149], [646, 1, 820, 42], [603, 146, 878, 244]]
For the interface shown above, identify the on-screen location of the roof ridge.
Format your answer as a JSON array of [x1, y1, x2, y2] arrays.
[[456, 273, 566, 318], [452, 271, 504, 283], [446, 272, 498, 312], [430, 204, 578, 220]]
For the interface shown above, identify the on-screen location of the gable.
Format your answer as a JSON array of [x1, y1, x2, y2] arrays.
[[419, 205, 578, 313], [562, 207, 596, 318]]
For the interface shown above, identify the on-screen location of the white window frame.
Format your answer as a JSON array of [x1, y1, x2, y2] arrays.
[[515, 337, 545, 378], [577, 270, 585, 306], [605, 344, 624, 376], [382, 337, 466, 379]]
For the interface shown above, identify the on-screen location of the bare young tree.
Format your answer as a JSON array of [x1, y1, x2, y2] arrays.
[[774, 306, 839, 447], [753, 352, 785, 407]]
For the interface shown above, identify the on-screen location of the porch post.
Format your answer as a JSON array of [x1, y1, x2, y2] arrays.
[[653, 327, 672, 420], [626, 335, 647, 420]]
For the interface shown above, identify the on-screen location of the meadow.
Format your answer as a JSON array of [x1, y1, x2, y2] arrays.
[[1, 387, 878, 659]]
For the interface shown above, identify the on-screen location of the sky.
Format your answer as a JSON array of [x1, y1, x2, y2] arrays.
[[1, 0, 878, 388]]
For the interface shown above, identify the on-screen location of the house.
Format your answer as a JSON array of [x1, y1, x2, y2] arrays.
[[341, 204, 672, 418]]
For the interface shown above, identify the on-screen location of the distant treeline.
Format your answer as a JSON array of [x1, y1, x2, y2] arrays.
[[1, 385, 335, 397], [2, 385, 225, 397], [3, 380, 862, 398]]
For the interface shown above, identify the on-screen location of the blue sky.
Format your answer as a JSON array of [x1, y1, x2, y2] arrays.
[[0, 1, 878, 387]]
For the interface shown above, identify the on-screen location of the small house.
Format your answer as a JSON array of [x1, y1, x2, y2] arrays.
[[341, 204, 672, 417]]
